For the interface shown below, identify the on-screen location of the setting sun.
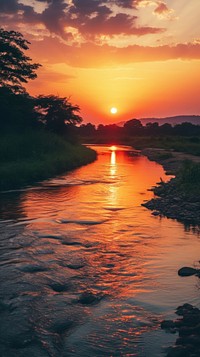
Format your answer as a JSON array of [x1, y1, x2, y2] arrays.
[[110, 107, 118, 114]]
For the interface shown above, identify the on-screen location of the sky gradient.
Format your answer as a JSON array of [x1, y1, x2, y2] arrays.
[[1, 0, 200, 124]]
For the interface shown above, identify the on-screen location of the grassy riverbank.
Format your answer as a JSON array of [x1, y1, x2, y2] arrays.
[[0, 131, 97, 191], [128, 136, 200, 156]]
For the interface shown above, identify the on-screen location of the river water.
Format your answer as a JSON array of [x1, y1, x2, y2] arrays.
[[0, 145, 200, 357]]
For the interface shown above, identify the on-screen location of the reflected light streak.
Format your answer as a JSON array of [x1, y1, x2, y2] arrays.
[[110, 150, 116, 177], [111, 150, 116, 166]]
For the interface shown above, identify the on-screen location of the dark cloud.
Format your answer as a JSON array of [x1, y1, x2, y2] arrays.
[[0, 0, 18, 13], [71, 0, 107, 16], [111, 0, 137, 8], [41, 0, 67, 35], [77, 12, 164, 37], [0, 0, 165, 41], [77, 13, 137, 36]]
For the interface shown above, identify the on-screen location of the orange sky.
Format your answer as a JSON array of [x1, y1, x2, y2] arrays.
[[1, 0, 200, 124]]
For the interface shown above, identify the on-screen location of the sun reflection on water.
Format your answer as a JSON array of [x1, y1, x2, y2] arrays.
[[110, 150, 116, 176], [110, 145, 117, 151]]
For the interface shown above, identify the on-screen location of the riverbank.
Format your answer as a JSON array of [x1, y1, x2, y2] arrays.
[[141, 148, 200, 356], [161, 303, 200, 357], [0, 131, 97, 191], [141, 148, 200, 226]]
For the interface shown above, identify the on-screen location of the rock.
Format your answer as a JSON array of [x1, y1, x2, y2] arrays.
[[66, 263, 84, 270], [166, 345, 190, 357], [48, 319, 73, 334], [178, 267, 197, 277], [176, 304, 195, 316], [186, 335, 200, 346], [161, 320, 176, 329], [77, 291, 103, 305], [162, 304, 200, 357], [49, 282, 68, 292], [152, 211, 160, 216], [18, 264, 47, 273]]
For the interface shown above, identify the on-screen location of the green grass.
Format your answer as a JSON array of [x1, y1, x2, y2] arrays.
[[177, 160, 200, 193], [0, 130, 97, 190], [127, 136, 200, 156]]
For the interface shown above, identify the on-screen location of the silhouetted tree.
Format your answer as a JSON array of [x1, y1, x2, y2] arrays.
[[145, 122, 159, 135], [159, 123, 173, 135], [0, 86, 36, 132], [79, 123, 96, 136], [173, 122, 198, 136], [123, 119, 143, 135], [0, 28, 40, 93], [34, 95, 82, 134]]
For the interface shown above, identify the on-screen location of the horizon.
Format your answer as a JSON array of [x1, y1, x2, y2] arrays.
[[1, 0, 200, 124]]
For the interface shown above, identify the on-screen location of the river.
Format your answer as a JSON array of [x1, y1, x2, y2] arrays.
[[0, 144, 199, 357]]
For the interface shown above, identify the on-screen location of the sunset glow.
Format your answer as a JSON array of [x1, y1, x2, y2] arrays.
[[2, 0, 199, 124]]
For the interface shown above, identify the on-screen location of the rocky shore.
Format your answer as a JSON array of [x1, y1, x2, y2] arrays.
[[141, 148, 200, 227], [142, 148, 200, 356], [161, 303, 200, 357]]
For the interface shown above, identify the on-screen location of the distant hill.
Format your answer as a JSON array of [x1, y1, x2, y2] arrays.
[[117, 115, 200, 127]]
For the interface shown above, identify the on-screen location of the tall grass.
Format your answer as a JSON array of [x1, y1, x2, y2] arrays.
[[177, 160, 200, 193], [128, 136, 200, 156], [0, 130, 96, 190]]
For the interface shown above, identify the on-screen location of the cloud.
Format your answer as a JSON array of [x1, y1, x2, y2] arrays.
[[153, 2, 175, 19], [0, 0, 165, 42], [75, 12, 164, 37], [30, 36, 200, 68], [41, 0, 68, 37], [154, 2, 169, 14], [0, 0, 18, 13], [136, 0, 175, 20], [110, 0, 137, 8]]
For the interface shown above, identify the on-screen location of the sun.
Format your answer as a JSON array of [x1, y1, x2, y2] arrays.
[[110, 107, 118, 114]]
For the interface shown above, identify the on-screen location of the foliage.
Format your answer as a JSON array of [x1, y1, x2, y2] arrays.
[[0, 28, 40, 93], [124, 119, 143, 135], [0, 86, 36, 131], [0, 130, 96, 190], [178, 161, 200, 187], [77, 120, 200, 147], [34, 95, 82, 134]]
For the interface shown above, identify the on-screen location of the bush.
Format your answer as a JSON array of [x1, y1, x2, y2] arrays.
[[0, 130, 96, 190]]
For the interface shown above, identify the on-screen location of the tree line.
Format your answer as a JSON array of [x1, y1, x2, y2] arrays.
[[77, 119, 200, 139], [0, 28, 82, 135]]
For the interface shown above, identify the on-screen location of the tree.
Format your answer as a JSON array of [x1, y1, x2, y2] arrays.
[[159, 123, 173, 135], [34, 95, 83, 134], [123, 119, 143, 135], [0, 28, 40, 93], [173, 122, 198, 136], [79, 123, 96, 136], [145, 122, 159, 135], [0, 86, 37, 132]]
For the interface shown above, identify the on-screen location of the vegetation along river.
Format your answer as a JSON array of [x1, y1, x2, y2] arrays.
[[0, 145, 200, 357]]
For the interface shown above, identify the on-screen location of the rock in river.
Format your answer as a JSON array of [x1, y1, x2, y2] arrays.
[[178, 266, 198, 277]]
